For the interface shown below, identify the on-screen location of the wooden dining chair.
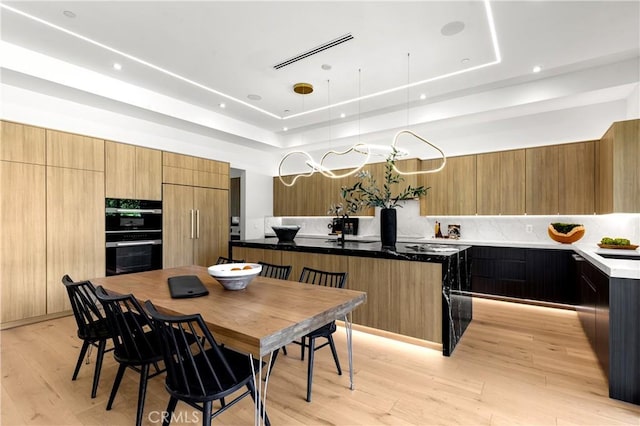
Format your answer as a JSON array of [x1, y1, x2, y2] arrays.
[[61, 275, 113, 398], [293, 267, 348, 402], [94, 286, 166, 426], [257, 261, 292, 280], [144, 300, 270, 426]]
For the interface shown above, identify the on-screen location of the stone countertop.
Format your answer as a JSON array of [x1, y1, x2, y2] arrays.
[[231, 237, 470, 263], [260, 233, 639, 279]]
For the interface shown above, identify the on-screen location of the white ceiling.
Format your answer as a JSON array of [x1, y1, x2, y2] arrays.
[[1, 1, 639, 168]]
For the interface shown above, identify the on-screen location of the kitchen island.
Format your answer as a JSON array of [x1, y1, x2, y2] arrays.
[[230, 237, 472, 356]]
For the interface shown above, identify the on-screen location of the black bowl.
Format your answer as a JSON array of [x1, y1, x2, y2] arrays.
[[271, 225, 300, 242]]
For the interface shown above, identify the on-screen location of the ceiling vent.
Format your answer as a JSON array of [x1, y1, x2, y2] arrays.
[[273, 33, 354, 70]]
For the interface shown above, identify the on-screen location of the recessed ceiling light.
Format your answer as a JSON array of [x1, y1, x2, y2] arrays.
[[112, 62, 122, 71], [419, 93, 427, 100], [321, 64, 332, 71], [62, 10, 76, 18], [219, 103, 226, 108], [247, 94, 262, 101], [441, 21, 465, 36], [340, 113, 346, 118], [283, 127, 288, 132], [532, 65, 542, 73]]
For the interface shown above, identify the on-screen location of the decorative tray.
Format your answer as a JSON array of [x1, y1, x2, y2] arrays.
[[597, 244, 639, 250]]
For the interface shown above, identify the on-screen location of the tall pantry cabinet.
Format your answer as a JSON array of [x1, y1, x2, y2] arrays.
[[162, 153, 229, 268], [0, 122, 105, 327]]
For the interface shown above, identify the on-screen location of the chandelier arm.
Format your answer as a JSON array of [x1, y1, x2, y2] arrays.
[[278, 151, 317, 187], [391, 130, 447, 175]]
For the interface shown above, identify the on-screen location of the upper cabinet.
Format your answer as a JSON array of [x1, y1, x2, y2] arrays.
[[558, 141, 596, 215], [477, 149, 526, 215], [526, 145, 559, 215], [46, 129, 104, 171], [596, 119, 640, 214], [105, 141, 162, 200], [420, 155, 476, 216], [274, 158, 422, 217], [163, 152, 229, 190], [1, 121, 46, 164]]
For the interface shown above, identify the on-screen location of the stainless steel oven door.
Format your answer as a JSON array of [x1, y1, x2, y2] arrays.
[[105, 239, 162, 276]]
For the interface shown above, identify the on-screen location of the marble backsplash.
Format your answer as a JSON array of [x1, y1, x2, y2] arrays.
[[265, 200, 640, 246]]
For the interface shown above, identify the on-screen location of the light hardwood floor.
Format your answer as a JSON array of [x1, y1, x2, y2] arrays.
[[2, 298, 639, 425]]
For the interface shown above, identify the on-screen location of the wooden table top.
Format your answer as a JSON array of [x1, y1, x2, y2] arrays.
[[91, 266, 366, 357]]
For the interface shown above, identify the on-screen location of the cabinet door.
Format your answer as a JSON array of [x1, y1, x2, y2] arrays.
[[448, 155, 476, 215], [135, 146, 162, 200], [420, 158, 448, 215], [476, 152, 501, 215], [193, 158, 229, 190], [46, 130, 104, 171], [194, 187, 229, 267], [162, 184, 195, 268], [526, 145, 559, 214], [558, 141, 595, 214], [163, 152, 194, 186], [1, 161, 47, 323], [500, 150, 525, 215], [46, 167, 105, 314], [105, 141, 136, 199], [347, 257, 391, 330], [1, 121, 46, 165]]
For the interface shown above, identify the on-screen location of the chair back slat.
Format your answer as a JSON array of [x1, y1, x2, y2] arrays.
[[298, 267, 347, 289], [258, 262, 292, 280], [216, 257, 245, 265], [62, 275, 105, 336], [95, 286, 159, 364], [144, 301, 240, 399]]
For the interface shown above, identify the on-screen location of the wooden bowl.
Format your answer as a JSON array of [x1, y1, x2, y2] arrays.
[[547, 224, 585, 244]]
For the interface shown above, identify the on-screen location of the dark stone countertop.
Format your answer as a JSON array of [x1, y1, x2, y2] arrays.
[[231, 237, 471, 263]]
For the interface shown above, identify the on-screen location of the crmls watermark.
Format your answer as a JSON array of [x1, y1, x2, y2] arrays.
[[148, 410, 200, 424]]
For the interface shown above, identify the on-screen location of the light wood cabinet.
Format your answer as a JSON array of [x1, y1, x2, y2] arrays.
[[273, 158, 421, 217], [46, 167, 105, 314], [163, 184, 229, 268], [476, 149, 525, 215], [0, 161, 47, 323], [46, 129, 104, 171], [525, 145, 559, 215], [558, 141, 596, 214], [105, 141, 162, 200], [280, 251, 348, 284], [1, 121, 46, 164], [163, 152, 229, 190], [596, 119, 640, 213], [420, 155, 476, 216]]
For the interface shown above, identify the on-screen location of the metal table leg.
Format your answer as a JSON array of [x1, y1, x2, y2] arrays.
[[344, 312, 355, 390]]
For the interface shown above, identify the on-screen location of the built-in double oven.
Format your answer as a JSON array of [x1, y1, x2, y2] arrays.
[[105, 198, 162, 276]]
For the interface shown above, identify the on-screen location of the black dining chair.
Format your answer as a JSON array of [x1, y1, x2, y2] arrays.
[[292, 267, 348, 402], [216, 256, 245, 265], [257, 261, 292, 280], [94, 286, 166, 426], [61, 274, 113, 398], [144, 300, 270, 426]]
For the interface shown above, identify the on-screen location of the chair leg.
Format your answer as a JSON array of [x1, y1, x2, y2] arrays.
[[72, 341, 90, 380], [163, 397, 178, 426], [306, 337, 316, 402], [106, 364, 127, 410], [135, 364, 150, 426], [91, 339, 107, 398], [203, 400, 213, 426], [327, 335, 342, 376]]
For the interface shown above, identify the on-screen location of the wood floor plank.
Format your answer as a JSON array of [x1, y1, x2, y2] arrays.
[[2, 297, 640, 425]]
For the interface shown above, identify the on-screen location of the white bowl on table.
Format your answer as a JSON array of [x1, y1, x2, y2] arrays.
[[207, 263, 262, 290]]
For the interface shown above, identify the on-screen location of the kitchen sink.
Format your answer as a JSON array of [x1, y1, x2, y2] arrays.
[[597, 253, 640, 261], [326, 238, 378, 244]]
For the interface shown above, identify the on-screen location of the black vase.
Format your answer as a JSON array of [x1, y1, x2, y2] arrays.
[[380, 208, 397, 249]]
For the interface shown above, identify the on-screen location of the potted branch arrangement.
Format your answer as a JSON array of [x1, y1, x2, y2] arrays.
[[330, 149, 429, 249]]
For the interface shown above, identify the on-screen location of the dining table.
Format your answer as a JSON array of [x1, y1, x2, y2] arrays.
[[91, 265, 367, 425]]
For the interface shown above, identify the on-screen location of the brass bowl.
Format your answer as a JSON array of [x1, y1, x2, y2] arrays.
[[547, 224, 585, 244]]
